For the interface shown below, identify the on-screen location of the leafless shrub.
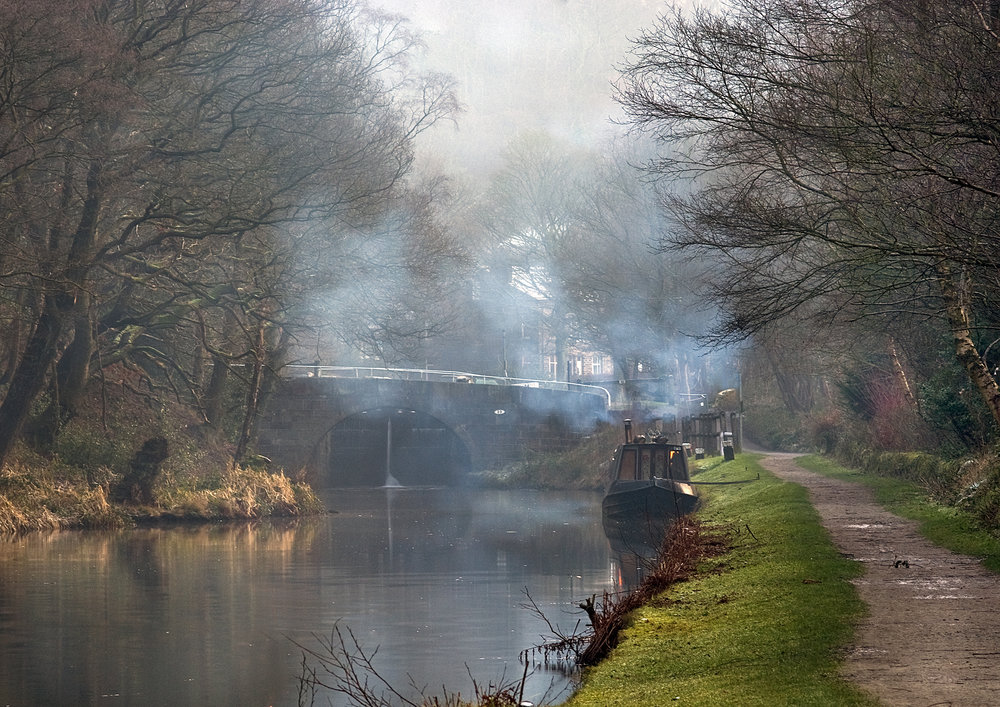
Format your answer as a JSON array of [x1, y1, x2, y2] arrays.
[[524, 516, 727, 667], [294, 623, 534, 707]]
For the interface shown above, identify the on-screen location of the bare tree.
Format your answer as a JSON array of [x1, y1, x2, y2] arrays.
[[300, 172, 470, 369], [617, 0, 1000, 434], [563, 138, 708, 384], [476, 133, 600, 381], [0, 0, 458, 466]]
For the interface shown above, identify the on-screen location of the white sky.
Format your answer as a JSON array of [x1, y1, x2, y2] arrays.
[[373, 0, 666, 177]]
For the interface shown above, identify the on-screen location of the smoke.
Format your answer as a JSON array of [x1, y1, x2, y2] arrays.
[[294, 1, 741, 402]]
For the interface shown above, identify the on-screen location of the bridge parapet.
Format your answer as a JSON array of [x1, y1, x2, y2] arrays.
[[284, 365, 612, 405]]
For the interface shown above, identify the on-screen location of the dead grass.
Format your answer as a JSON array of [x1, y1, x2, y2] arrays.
[[0, 457, 323, 532], [0, 458, 128, 532], [158, 463, 323, 521]]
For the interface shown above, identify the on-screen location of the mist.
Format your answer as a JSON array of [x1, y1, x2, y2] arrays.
[[373, 0, 664, 176]]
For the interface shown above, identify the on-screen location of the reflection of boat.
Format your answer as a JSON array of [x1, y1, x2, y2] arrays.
[[601, 420, 698, 544]]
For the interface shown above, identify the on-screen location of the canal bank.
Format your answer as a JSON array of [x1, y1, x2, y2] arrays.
[[565, 453, 876, 706], [0, 454, 322, 533]]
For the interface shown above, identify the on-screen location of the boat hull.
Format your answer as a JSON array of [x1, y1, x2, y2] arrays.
[[601, 478, 698, 528]]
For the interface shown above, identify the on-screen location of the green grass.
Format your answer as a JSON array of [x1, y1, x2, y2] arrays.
[[797, 454, 1000, 573], [565, 454, 877, 707]]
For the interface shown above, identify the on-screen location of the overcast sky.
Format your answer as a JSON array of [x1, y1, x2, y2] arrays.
[[373, 0, 665, 177]]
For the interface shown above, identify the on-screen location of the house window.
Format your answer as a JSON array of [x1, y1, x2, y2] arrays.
[[545, 355, 558, 379], [592, 356, 603, 376]]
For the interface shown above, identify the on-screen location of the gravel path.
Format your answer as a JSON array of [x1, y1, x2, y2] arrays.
[[760, 453, 1000, 706]]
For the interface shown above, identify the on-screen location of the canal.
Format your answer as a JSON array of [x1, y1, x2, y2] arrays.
[[0, 488, 635, 706]]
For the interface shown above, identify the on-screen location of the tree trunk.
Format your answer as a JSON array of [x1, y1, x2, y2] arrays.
[[203, 357, 229, 427], [0, 289, 34, 387], [259, 326, 290, 410], [763, 343, 812, 414], [0, 154, 102, 466], [554, 332, 568, 382], [233, 324, 266, 464], [888, 336, 919, 413], [0, 296, 66, 467], [200, 310, 239, 427], [937, 265, 1000, 432], [54, 297, 94, 416]]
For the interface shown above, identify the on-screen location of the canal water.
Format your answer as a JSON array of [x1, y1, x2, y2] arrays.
[[0, 488, 637, 706]]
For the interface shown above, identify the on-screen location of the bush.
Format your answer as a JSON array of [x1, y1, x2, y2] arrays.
[[807, 409, 843, 454], [51, 424, 132, 478], [834, 443, 962, 503], [955, 456, 1000, 529], [920, 365, 998, 450]]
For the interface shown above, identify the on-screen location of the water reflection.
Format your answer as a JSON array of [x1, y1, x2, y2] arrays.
[[0, 489, 617, 706], [602, 518, 664, 595]]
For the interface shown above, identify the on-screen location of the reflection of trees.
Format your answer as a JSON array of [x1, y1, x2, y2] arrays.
[[0, 492, 612, 704], [0, 521, 316, 704]]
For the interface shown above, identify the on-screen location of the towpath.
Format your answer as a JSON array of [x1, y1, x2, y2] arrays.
[[760, 453, 1000, 706]]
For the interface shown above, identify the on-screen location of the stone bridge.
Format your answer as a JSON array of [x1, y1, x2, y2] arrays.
[[256, 367, 610, 487]]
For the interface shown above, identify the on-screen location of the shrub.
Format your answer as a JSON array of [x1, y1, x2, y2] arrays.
[[808, 409, 842, 454], [742, 402, 811, 451], [50, 423, 132, 478], [920, 365, 997, 450], [955, 456, 1000, 529], [833, 444, 962, 503]]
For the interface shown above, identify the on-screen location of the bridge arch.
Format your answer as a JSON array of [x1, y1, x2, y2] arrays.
[[316, 407, 473, 487]]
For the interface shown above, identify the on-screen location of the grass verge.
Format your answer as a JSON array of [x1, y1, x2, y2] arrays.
[[565, 454, 876, 707], [797, 454, 1000, 573]]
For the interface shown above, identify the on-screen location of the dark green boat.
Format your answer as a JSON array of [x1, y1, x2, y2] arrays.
[[601, 420, 699, 535]]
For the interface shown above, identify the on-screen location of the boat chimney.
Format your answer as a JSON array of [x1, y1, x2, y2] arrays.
[[624, 418, 632, 444]]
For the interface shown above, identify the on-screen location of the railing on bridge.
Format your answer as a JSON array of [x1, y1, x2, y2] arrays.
[[283, 365, 612, 406]]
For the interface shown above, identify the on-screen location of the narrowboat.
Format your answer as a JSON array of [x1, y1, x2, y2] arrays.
[[601, 419, 699, 534]]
